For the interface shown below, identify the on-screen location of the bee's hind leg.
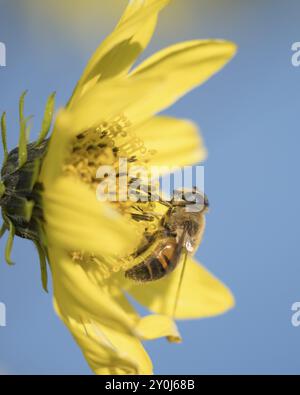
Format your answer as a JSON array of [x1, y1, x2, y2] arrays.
[[131, 231, 161, 259]]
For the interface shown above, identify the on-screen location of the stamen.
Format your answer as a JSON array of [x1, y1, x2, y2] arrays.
[[63, 115, 156, 194]]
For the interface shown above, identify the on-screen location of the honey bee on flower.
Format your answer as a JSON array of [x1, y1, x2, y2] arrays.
[[0, 0, 236, 375]]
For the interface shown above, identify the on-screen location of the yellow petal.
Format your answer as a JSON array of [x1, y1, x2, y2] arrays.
[[110, 284, 181, 342], [51, 248, 181, 374], [50, 248, 136, 342], [109, 286, 181, 342], [51, 247, 153, 374], [55, 307, 153, 375], [66, 76, 157, 135], [124, 258, 235, 320], [40, 109, 73, 186], [64, 39, 236, 137], [134, 116, 207, 168], [135, 314, 181, 343], [68, 0, 170, 107], [42, 177, 137, 257], [128, 40, 237, 124]]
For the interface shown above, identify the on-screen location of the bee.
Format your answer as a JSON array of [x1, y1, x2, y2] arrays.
[[125, 189, 209, 282]]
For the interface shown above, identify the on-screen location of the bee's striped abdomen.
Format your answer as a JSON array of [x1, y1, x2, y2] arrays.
[[125, 238, 182, 282]]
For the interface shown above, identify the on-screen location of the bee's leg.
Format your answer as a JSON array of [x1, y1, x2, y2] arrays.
[[131, 213, 156, 222], [132, 224, 175, 259], [131, 204, 163, 222], [131, 187, 173, 208], [131, 230, 161, 258], [158, 200, 172, 208], [132, 227, 177, 260], [161, 223, 177, 238]]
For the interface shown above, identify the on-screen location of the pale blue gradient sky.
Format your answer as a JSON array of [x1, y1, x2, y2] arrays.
[[0, 0, 299, 374]]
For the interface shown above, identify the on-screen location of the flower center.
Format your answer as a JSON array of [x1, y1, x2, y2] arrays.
[[63, 115, 156, 186], [63, 116, 165, 278]]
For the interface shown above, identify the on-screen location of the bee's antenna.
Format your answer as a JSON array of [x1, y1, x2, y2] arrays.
[[1, 112, 8, 164], [35, 92, 56, 146], [172, 247, 188, 319]]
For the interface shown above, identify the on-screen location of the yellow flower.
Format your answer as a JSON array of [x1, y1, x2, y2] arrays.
[[0, 0, 236, 374]]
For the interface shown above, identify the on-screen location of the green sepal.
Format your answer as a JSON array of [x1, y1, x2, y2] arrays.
[[0, 222, 7, 238], [28, 158, 42, 191], [1, 112, 8, 164], [23, 199, 35, 222], [34, 241, 48, 293], [0, 180, 5, 198], [4, 219, 15, 265], [18, 117, 33, 168], [18, 91, 33, 168], [34, 218, 48, 248], [36, 92, 56, 146], [19, 90, 28, 123], [13, 157, 41, 194], [5, 195, 35, 222]]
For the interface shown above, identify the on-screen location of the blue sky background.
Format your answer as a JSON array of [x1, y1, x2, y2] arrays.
[[0, 0, 300, 374]]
